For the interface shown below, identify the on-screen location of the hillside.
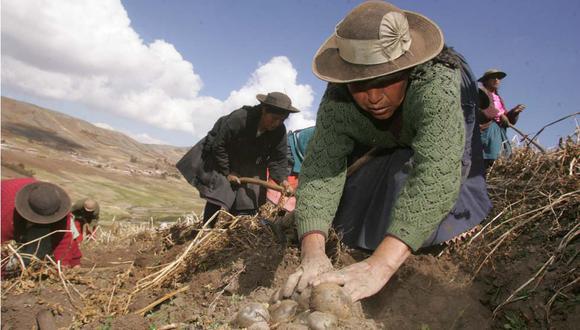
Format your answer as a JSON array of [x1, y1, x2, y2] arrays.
[[1, 96, 204, 221]]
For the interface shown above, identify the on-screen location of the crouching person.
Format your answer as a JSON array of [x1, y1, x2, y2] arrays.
[[71, 198, 100, 239], [1, 178, 82, 272], [283, 1, 492, 303]]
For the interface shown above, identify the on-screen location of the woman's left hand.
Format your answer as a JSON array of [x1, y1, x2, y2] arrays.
[[311, 260, 390, 302], [312, 235, 411, 302]]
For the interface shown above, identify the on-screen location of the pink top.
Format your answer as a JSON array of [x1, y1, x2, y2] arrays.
[[492, 92, 507, 122]]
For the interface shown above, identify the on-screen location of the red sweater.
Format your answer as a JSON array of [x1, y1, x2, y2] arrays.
[[1, 178, 82, 267]]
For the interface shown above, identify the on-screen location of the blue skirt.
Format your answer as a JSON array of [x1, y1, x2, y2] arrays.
[[481, 121, 511, 160], [332, 148, 492, 250]]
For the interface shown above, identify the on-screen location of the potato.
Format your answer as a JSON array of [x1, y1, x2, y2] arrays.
[[248, 321, 270, 330], [269, 288, 283, 304], [291, 287, 312, 310], [293, 310, 311, 325], [310, 283, 352, 319], [235, 302, 270, 328], [269, 300, 298, 323], [307, 311, 338, 330], [276, 323, 309, 330]]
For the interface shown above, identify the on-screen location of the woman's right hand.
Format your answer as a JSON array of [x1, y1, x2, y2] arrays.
[[281, 233, 332, 298]]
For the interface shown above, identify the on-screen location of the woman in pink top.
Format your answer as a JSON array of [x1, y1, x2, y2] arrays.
[[477, 69, 526, 169]]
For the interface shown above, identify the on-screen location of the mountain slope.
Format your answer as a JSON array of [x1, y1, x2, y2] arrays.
[[1, 96, 203, 221]]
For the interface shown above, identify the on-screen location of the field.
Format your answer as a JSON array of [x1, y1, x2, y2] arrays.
[[2, 143, 578, 329], [1, 97, 204, 222]]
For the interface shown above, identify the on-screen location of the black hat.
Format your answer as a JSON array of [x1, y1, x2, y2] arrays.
[[15, 182, 71, 224], [478, 69, 507, 82], [256, 92, 300, 113]]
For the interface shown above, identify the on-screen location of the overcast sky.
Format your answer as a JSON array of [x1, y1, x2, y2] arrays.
[[2, 0, 579, 146]]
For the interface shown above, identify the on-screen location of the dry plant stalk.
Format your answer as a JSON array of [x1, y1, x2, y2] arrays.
[[458, 141, 579, 326], [46, 255, 82, 312], [134, 284, 190, 316], [126, 209, 248, 311], [0, 229, 71, 265]]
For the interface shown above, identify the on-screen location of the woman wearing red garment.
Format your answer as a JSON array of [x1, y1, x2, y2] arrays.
[[1, 178, 82, 272]]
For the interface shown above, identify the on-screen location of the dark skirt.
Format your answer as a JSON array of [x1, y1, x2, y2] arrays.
[[176, 138, 265, 212], [333, 148, 492, 250]]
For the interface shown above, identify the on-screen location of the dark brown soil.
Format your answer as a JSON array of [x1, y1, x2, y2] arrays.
[[2, 145, 577, 329], [1, 219, 492, 329]]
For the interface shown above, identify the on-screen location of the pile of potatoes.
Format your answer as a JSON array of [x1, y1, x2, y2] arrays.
[[233, 283, 353, 330]]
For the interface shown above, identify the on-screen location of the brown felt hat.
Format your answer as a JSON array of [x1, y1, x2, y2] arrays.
[[313, 1, 444, 83], [478, 69, 507, 82], [15, 181, 71, 224], [256, 92, 300, 113]]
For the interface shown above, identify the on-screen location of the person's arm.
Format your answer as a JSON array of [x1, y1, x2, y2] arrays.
[[295, 91, 354, 239], [212, 116, 242, 176], [93, 207, 100, 222], [478, 88, 499, 120], [282, 85, 355, 297], [507, 103, 525, 125], [91, 205, 100, 225], [281, 232, 332, 297], [481, 104, 499, 120]]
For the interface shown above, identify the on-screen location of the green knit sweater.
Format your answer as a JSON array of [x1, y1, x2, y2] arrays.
[[295, 61, 465, 251]]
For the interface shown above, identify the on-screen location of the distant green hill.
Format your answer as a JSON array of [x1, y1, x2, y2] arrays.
[[1, 96, 204, 222]]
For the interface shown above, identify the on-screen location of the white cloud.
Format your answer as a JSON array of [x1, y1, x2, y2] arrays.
[[127, 133, 166, 145], [93, 122, 166, 145], [224, 56, 316, 131], [1, 0, 316, 141], [94, 122, 115, 131]]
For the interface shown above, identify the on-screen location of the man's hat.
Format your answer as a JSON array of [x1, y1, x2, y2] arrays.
[[83, 199, 98, 212], [15, 182, 71, 224], [478, 69, 507, 82], [312, 1, 444, 83], [256, 92, 300, 113]]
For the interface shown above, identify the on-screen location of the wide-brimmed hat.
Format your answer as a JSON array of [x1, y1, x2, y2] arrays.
[[83, 199, 98, 212], [312, 1, 444, 83], [256, 92, 300, 113], [15, 181, 71, 224], [478, 69, 507, 82]]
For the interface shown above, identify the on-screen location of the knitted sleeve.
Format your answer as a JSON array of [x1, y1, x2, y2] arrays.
[[387, 65, 465, 250], [295, 86, 355, 238]]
